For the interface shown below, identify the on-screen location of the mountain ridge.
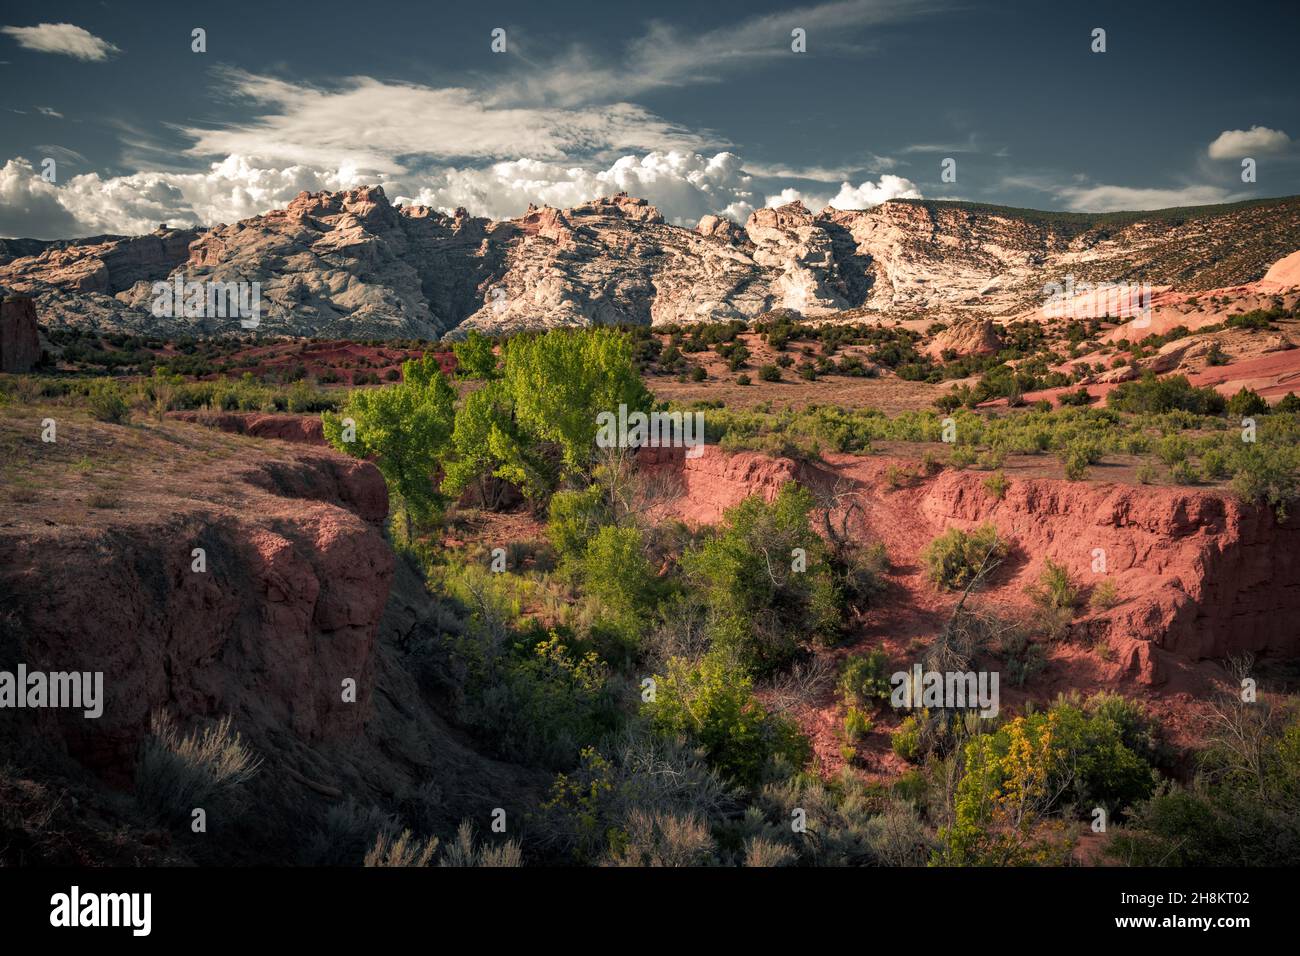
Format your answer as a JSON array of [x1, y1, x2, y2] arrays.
[[3, 188, 1298, 340]]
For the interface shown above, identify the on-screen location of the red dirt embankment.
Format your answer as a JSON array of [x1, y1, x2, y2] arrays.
[[0, 445, 391, 782], [640, 445, 1300, 691], [167, 410, 326, 444]]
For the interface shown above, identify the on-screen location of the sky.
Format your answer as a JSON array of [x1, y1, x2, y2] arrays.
[[1, 0, 1297, 238]]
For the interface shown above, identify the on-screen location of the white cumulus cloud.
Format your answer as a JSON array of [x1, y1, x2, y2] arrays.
[[1208, 126, 1291, 159], [0, 148, 918, 240], [764, 174, 922, 211], [393, 151, 761, 225], [0, 155, 369, 239], [1, 23, 119, 61]]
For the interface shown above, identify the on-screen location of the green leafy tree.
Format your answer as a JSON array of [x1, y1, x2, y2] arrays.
[[440, 381, 550, 504], [451, 330, 498, 379], [323, 352, 456, 537], [501, 328, 652, 477]]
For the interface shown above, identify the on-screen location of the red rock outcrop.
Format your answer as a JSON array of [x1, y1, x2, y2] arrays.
[[923, 318, 1003, 359], [0, 447, 392, 782], [167, 410, 327, 447], [0, 296, 41, 372], [638, 445, 803, 524], [644, 446, 1300, 688], [918, 471, 1300, 676]]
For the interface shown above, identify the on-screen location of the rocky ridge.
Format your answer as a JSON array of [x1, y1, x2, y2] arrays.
[[2, 188, 1298, 339]]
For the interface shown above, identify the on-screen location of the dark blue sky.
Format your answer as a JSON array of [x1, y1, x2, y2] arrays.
[[2, 0, 1297, 237]]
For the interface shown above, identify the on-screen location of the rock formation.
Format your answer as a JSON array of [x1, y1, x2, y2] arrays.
[[0, 296, 41, 372], [923, 318, 1003, 359], [2, 189, 1298, 339]]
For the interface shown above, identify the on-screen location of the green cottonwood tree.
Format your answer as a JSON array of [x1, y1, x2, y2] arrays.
[[323, 352, 456, 538], [451, 329, 499, 379], [501, 328, 652, 477]]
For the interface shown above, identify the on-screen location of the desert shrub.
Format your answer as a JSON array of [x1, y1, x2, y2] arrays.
[[744, 836, 799, 867], [923, 524, 1008, 591], [838, 649, 893, 708], [1230, 444, 1299, 518], [87, 379, 130, 423], [1155, 434, 1190, 466], [683, 483, 840, 673], [1225, 309, 1274, 330], [1277, 392, 1300, 414], [1090, 579, 1120, 610], [1056, 387, 1092, 407], [938, 694, 1158, 864], [448, 624, 621, 769], [1046, 693, 1161, 816], [1107, 710, 1300, 866], [364, 829, 438, 867], [1109, 373, 1226, 415], [1136, 461, 1157, 484], [438, 821, 523, 867], [690, 365, 707, 382], [736, 373, 752, 385], [949, 445, 978, 469], [864, 800, 933, 867], [537, 733, 735, 864], [758, 364, 781, 382], [580, 525, 659, 656], [303, 799, 398, 866], [937, 715, 1072, 866], [843, 705, 874, 743], [644, 654, 810, 787], [983, 471, 1009, 499], [135, 711, 261, 824], [1227, 387, 1269, 418], [1169, 459, 1200, 485], [605, 809, 717, 867], [741, 768, 889, 865], [1026, 559, 1079, 640], [1200, 447, 1230, 479], [547, 485, 610, 562], [999, 629, 1047, 687], [891, 712, 947, 763]]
